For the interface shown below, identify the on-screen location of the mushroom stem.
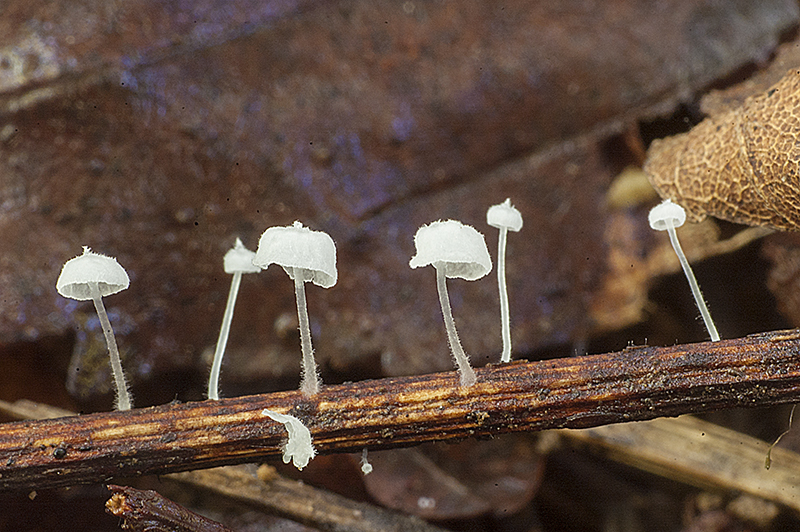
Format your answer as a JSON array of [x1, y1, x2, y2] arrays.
[[496, 227, 513, 363], [293, 269, 320, 396], [208, 271, 244, 400], [90, 282, 132, 410], [665, 222, 720, 342], [435, 265, 477, 387]]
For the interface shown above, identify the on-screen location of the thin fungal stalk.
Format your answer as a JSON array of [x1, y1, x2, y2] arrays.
[[208, 271, 244, 400], [435, 265, 477, 387], [496, 227, 513, 362], [294, 268, 320, 396], [665, 222, 720, 342], [90, 282, 132, 410]]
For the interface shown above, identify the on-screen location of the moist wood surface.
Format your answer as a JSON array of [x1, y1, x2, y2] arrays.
[[2, 329, 800, 491]]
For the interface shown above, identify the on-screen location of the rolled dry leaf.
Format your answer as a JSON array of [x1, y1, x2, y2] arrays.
[[645, 68, 800, 231]]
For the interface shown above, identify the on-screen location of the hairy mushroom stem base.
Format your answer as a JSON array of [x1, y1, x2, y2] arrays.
[[664, 222, 720, 342], [434, 264, 477, 387], [90, 282, 132, 410], [294, 268, 320, 396]]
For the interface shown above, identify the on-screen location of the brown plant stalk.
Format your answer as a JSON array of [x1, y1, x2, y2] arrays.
[[106, 484, 235, 532], [2, 329, 800, 492]]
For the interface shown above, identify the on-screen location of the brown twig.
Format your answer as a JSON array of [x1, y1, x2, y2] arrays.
[[2, 329, 800, 492], [0, 401, 449, 532], [167, 465, 447, 532], [106, 484, 235, 532], [561, 416, 800, 515]]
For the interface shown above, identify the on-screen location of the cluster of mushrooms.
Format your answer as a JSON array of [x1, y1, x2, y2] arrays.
[[55, 197, 715, 470]]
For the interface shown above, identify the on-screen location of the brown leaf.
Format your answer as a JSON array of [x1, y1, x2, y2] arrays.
[[362, 438, 544, 520], [763, 233, 800, 326], [645, 65, 800, 231], [701, 40, 800, 117]]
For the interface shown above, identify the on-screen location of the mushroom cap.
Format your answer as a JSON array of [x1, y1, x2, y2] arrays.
[[56, 246, 130, 301], [648, 199, 687, 231], [409, 220, 492, 280], [224, 237, 260, 274], [253, 221, 338, 288], [487, 198, 523, 231]]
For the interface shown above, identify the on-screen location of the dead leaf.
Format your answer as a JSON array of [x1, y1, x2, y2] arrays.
[[763, 233, 800, 326], [362, 438, 544, 520], [645, 66, 800, 231]]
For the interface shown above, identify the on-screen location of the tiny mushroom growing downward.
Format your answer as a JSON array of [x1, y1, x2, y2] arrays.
[[254, 221, 337, 396], [360, 448, 373, 475], [648, 199, 720, 342], [410, 220, 492, 387], [262, 408, 317, 470], [487, 198, 523, 363], [207, 237, 261, 400], [56, 247, 133, 410]]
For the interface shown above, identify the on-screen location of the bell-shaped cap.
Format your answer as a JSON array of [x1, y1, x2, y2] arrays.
[[254, 221, 337, 288], [648, 199, 686, 231], [409, 220, 492, 281], [56, 246, 130, 301], [487, 198, 523, 232], [224, 237, 260, 274]]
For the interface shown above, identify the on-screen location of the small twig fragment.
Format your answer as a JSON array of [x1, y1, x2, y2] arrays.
[[106, 484, 234, 532], [562, 415, 800, 515], [3, 329, 800, 492]]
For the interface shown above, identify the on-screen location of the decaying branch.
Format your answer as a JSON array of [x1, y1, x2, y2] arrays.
[[562, 416, 800, 515], [0, 399, 453, 532], [106, 484, 235, 532], [2, 329, 800, 492]]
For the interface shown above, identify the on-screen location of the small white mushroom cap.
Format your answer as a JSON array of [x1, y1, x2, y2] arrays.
[[409, 220, 492, 281], [253, 221, 337, 288], [487, 198, 523, 232], [648, 199, 686, 231], [223, 238, 260, 274], [56, 247, 130, 301]]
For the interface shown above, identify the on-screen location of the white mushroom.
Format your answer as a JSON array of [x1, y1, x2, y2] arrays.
[[254, 221, 337, 396], [648, 199, 720, 341], [208, 237, 261, 400], [262, 408, 317, 470], [487, 198, 523, 363], [360, 448, 373, 475], [410, 220, 492, 387], [56, 247, 133, 410]]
